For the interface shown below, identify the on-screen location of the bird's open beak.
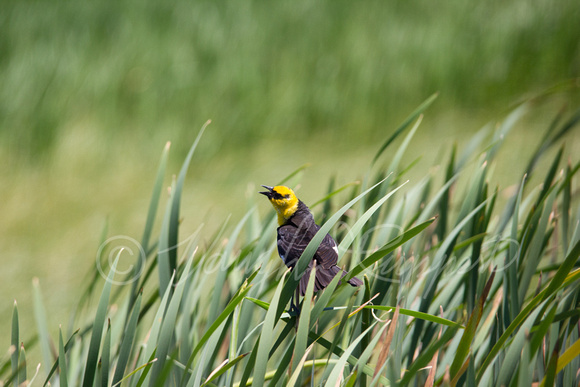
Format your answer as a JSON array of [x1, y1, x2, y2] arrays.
[[260, 185, 274, 198]]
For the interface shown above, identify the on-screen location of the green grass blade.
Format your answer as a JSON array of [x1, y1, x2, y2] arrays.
[[344, 218, 435, 282], [252, 269, 288, 387], [308, 269, 344, 326], [112, 292, 142, 386], [32, 278, 52, 380], [201, 353, 249, 387], [337, 181, 408, 259], [449, 270, 495, 380], [410, 197, 492, 357], [541, 343, 560, 387], [287, 345, 314, 387], [354, 322, 389, 381], [307, 332, 390, 385], [325, 286, 357, 373], [135, 351, 157, 387], [141, 141, 171, 255], [81, 255, 119, 387], [18, 344, 26, 385], [42, 329, 79, 387], [182, 269, 258, 382], [168, 121, 209, 273], [129, 141, 171, 306], [372, 92, 438, 165], [149, 251, 195, 386], [157, 179, 176, 298], [111, 358, 157, 387], [209, 209, 254, 323], [58, 328, 68, 387], [292, 264, 316, 380], [11, 301, 19, 387], [101, 320, 111, 387], [324, 322, 377, 387], [310, 181, 360, 209], [133, 271, 174, 386], [477, 239, 580, 382], [385, 113, 422, 179], [278, 163, 311, 186], [399, 325, 460, 385], [361, 305, 463, 329], [552, 336, 580, 375]]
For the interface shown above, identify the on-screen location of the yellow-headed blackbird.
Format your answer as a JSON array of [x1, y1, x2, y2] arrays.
[[260, 185, 363, 297]]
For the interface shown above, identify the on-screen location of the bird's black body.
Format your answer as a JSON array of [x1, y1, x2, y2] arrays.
[[277, 200, 363, 296]]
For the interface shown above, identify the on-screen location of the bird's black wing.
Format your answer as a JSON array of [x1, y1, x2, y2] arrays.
[[315, 232, 340, 269], [277, 224, 311, 268]]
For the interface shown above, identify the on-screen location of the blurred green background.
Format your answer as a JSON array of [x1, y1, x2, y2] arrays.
[[1, 0, 579, 339]]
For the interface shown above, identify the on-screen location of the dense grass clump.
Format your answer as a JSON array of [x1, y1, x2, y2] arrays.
[[2, 97, 580, 386]]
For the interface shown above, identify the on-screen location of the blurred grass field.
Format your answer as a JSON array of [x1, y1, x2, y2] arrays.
[[1, 0, 580, 351]]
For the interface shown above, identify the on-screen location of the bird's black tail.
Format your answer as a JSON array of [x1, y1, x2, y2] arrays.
[[298, 264, 363, 296]]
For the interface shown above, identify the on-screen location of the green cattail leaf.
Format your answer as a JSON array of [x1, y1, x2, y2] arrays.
[[278, 163, 310, 186], [252, 269, 288, 387], [337, 181, 408, 259], [181, 269, 258, 383], [308, 331, 390, 385], [208, 210, 254, 323], [101, 320, 111, 387], [324, 322, 377, 387], [42, 329, 79, 387], [268, 335, 296, 386], [354, 322, 389, 381], [32, 278, 52, 379], [201, 352, 249, 387], [308, 269, 344, 326], [360, 305, 463, 329], [344, 217, 435, 282], [311, 181, 360, 209], [168, 121, 209, 274], [157, 178, 176, 298], [518, 332, 532, 387], [135, 351, 157, 387], [128, 141, 171, 306], [535, 146, 563, 207], [81, 255, 119, 387], [111, 358, 156, 387], [150, 251, 195, 386], [287, 344, 314, 387], [18, 343, 26, 385], [58, 328, 68, 387], [131, 271, 174, 386], [112, 292, 142, 386], [449, 270, 495, 380], [410, 197, 492, 357], [292, 264, 316, 381], [541, 343, 560, 387], [11, 301, 19, 387], [560, 162, 574, 253], [141, 141, 170, 256], [552, 336, 580, 376], [530, 304, 558, 357], [372, 92, 438, 165], [325, 288, 357, 370], [477, 239, 580, 382], [399, 325, 460, 385]]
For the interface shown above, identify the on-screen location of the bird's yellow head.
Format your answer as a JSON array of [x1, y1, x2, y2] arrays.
[[260, 185, 299, 225]]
